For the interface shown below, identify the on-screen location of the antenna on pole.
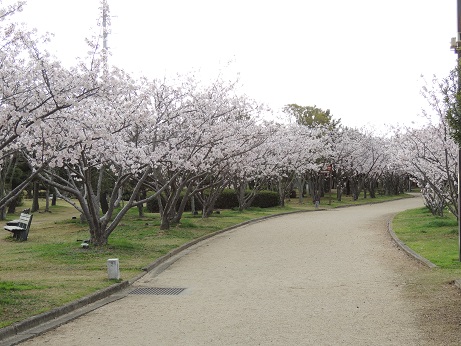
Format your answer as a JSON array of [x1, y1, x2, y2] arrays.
[[101, 0, 109, 75], [103, 0, 108, 51]]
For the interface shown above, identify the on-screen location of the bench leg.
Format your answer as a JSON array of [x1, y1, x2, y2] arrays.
[[11, 230, 27, 240], [18, 230, 27, 241]]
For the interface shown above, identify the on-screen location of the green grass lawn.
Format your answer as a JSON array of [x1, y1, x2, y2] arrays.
[[393, 207, 461, 269], [0, 192, 410, 328]]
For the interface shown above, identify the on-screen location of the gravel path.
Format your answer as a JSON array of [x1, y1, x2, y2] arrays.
[[19, 196, 461, 345]]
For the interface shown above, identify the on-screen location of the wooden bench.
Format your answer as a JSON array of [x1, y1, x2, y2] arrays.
[[4, 213, 33, 241], [6, 209, 31, 226]]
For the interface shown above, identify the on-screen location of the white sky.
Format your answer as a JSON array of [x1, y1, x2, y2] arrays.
[[12, 0, 458, 131]]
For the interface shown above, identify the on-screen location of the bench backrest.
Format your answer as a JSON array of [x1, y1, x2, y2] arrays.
[[18, 214, 32, 229], [24, 214, 33, 238]]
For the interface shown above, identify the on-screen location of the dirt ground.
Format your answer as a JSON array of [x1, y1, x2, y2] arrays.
[[18, 196, 461, 345]]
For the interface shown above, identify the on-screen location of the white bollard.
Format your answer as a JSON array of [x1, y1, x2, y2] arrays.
[[107, 258, 120, 280]]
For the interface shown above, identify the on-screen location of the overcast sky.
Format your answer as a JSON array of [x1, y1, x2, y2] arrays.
[[13, 0, 457, 132]]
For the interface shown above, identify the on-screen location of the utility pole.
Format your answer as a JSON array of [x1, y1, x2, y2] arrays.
[[102, 0, 108, 51], [458, 0, 461, 262], [102, 0, 109, 75], [452, 0, 461, 261]]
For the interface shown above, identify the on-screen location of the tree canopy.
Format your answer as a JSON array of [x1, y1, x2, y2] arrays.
[[283, 104, 340, 128], [0, 0, 457, 246], [441, 61, 461, 145]]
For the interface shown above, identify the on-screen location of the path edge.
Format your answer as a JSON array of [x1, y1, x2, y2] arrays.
[[0, 209, 320, 344], [3, 207, 430, 344], [387, 217, 438, 269]]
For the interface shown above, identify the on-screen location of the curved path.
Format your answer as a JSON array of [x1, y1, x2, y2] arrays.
[[18, 196, 461, 345]]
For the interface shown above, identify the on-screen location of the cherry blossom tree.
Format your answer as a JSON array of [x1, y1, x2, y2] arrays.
[[34, 67, 182, 245], [263, 124, 331, 206], [384, 73, 459, 217], [330, 126, 398, 201], [228, 124, 278, 211], [0, 1, 99, 212], [392, 98, 458, 217], [146, 76, 270, 228], [5, 0, 457, 248], [392, 124, 457, 216]]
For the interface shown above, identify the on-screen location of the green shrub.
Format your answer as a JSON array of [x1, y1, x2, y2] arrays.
[[145, 188, 279, 212], [145, 197, 159, 213], [146, 193, 199, 213], [215, 189, 239, 209], [252, 190, 279, 208], [206, 189, 279, 209], [37, 190, 47, 198]]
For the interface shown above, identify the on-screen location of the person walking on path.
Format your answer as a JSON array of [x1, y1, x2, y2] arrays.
[[18, 196, 461, 345]]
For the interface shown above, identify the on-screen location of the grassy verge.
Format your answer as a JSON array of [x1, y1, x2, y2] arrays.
[[393, 207, 461, 270], [0, 192, 408, 328], [392, 206, 461, 319]]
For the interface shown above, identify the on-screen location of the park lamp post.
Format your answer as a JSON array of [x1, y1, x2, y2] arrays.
[[450, 0, 461, 261]]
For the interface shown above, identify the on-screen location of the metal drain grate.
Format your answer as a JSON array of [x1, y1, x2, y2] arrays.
[[129, 287, 186, 295]]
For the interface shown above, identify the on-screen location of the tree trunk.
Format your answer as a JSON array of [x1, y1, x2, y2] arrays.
[[237, 182, 246, 211], [336, 187, 342, 201], [7, 197, 18, 214], [234, 180, 257, 211], [44, 186, 50, 212], [296, 175, 305, 204], [52, 189, 57, 206], [137, 204, 144, 217], [100, 191, 109, 214], [368, 178, 376, 198], [90, 224, 110, 246], [278, 180, 286, 207], [31, 181, 40, 212], [319, 173, 325, 198], [199, 185, 224, 219], [172, 188, 193, 224], [137, 190, 145, 217], [160, 208, 172, 230], [350, 177, 359, 201], [157, 195, 164, 215], [159, 193, 177, 230], [190, 195, 196, 215], [363, 178, 367, 199], [336, 169, 343, 202]]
